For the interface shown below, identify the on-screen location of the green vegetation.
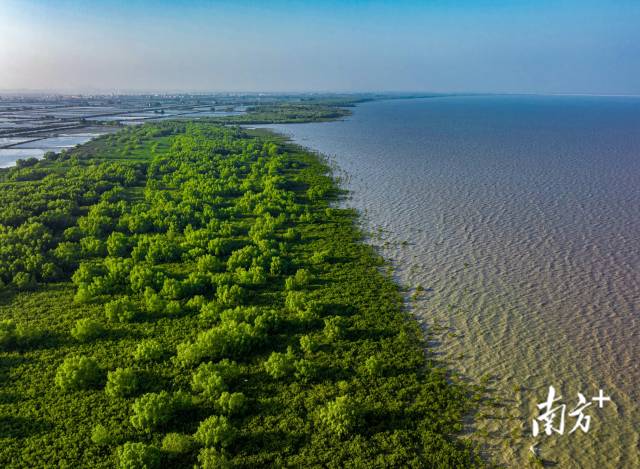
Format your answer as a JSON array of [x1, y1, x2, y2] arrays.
[[210, 103, 352, 124], [0, 122, 480, 467]]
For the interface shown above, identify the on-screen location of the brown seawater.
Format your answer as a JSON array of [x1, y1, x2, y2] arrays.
[[259, 95, 640, 468]]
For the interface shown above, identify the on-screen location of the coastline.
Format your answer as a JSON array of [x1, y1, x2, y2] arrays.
[[256, 96, 640, 468], [0, 121, 481, 466]]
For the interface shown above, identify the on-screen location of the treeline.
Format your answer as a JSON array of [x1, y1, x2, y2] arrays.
[[0, 122, 480, 467], [202, 104, 352, 125]]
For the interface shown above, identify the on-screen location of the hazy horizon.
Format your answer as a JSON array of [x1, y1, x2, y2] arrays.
[[1, 0, 639, 95]]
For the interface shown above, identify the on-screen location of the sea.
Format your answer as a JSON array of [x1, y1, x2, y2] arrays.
[[258, 95, 640, 468]]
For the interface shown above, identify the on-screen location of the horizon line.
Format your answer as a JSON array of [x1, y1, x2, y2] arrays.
[[1, 89, 640, 99]]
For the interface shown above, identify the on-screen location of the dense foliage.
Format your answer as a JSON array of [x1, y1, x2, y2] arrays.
[[0, 122, 480, 467]]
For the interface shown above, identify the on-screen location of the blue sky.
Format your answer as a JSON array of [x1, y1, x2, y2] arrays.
[[0, 0, 639, 94]]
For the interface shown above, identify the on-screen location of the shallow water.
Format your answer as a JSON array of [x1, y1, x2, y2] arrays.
[[260, 96, 640, 468], [0, 134, 101, 168], [0, 148, 46, 168], [14, 134, 100, 149]]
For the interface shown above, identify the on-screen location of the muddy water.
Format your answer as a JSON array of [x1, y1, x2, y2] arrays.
[[260, 95, 640, 467]]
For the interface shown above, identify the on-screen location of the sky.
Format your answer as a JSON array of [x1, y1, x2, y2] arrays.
[[0, 0, 639, 94]]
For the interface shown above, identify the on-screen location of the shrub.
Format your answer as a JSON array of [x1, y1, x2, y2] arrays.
[[91, 424, 112, 445], [116, 442, 161, 469], [105, 297, 137, 322], [0, 320, 17, 350], [70, 318, 104, 342], [130, 392, 175, 431], [106, 368, 138, 398], [194, 415, 235, 448], [191, 362, 227, 400], [133, 339, 164, 362], [315, 395, 359, 438], [161, 433, 195, 455], [195, 448, 231, 469], [55, 355, 102, 392]]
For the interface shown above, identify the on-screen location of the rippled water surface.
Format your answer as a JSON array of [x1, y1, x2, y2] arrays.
[[261, 96, 640, 467]]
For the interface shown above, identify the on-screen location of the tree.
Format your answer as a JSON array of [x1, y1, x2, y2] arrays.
[[133, 339, 164, 362], [129, 264, 163, 293], [143, 287, 165, 314], [70, 318, 104, 342], [299, 334, 317, 354], [263, 348, 295, 379], [53, 242, 81, 269], [107, 232, 130, 257], [160, 278, 183, 300], [216, 284, 246, 307], [55, 355, 102, 392], [191, 362, 227, 400], [116, 442, 161, 469], [324, 316, 345, 340], [194, 415, 235, 448], [106, 368, 138, 398], [12, 272, 36, 291], [91, 424, 112, 446], [217, 391, 246, 416], [195, 448, 231, 469], [285, 291, 306, 313], [196, 254, 223, 273], [105, 297, 137, 322], [291, 268, 312, 289], [130, 392, 175, 431], [363, 355, 384, 377], [80, 236, 107, 257], [315, 395, 359, 438], [294, 359, 317, 383], [161, 433, 195, 455], [175, 321, 263, 365], [269, 256, 283, 275]]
